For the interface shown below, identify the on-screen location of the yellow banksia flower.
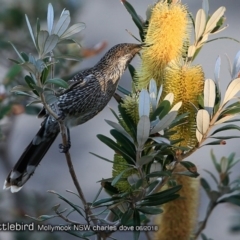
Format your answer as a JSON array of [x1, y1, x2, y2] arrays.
[[121, 94, 139, 124], [163, 61, 204, 147], [137, 0, 190, 89], [112, 154, 137, 192], [154, 164, 199, 240]]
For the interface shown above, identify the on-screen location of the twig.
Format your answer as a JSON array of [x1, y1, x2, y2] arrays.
[[194, 201, 218, 239], [58, 120, 97, 225]]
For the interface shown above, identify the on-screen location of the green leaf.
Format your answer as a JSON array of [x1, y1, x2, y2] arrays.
[[137, 206, 163, 215], [25, 75, 39, 96], [48, 191, 84, 217], [218, 195, 240, 206], [179, 161, 198, 174], [25, 105, 42, 115], [47, 3, 54, 34], [97, 134, 135, 165], [138, 155, 154, 166], [202, 139, 224, 146], [9, 42, 25, 62], [110, 129, 136, 158], [137, 115, 150, 150], [118, 104, 137, 140], [204, 169, 218, 184], [26, 214, 57, 222], [53, 10, 70, 36], [150, 100, 171, 121], [25, 14, 37, 49], [0, 105, 11, 120], [54, 54, 82, 61], [90, 152, 129, 166], [133, 209, 140, 240], [117, 85, 131, 95], [105, 119, 134, 143], [150, 111, 178, 134], [40, 66, 50, 84], [211, 124, 240, 136], [128, 63, 136, 79], [201, 178, 211, 193], [42, 34, 59, 56], [61, 22, 86, 39], [146, 171, 172, 178], [112, 168, 132, 186], [92, 196, 122, 207], [45, 78, 69, 89], [139, 89, 150, 117], [121, 209, 134, 225], [44, 90, 58, 105], [11, 85, 31, 92], [12, 91, 37, 99], [143, 185, 182, 201], [139, 194, 180, 207], [210, 149, 221, 172], [122, 1, 144, 38]]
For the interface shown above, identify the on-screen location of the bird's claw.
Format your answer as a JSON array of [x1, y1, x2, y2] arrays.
[[59, 142, 71, 153]]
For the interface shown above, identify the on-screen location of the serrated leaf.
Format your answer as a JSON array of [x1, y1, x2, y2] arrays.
[[47, 3, 54, 34], [53, 11, 70, 36], [197, 109, 210, 134], [61, 22, 86, 39], [42, 34, 59, 56], [105, 119, 134, 143], [232, 51, 240, 79], [139, 89, 150, 118], [137, 115, 150, 150], [45, 78, 68, 89], [164, 93, 174, 105], [222, 78, 240, 105], [205, 7, 226, 34], [204, 79, 216, 116], [150, 111, 178, 134], [214, 56, 221, 82], [195, 9, 206, 42]]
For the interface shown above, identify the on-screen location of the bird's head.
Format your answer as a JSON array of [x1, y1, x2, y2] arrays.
[[99, 43, 143, 69]]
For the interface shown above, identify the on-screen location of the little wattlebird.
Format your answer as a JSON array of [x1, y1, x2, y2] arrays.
[[4, 43, 143, 193]]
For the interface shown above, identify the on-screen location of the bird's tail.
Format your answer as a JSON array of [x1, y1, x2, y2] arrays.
[[3, 124, 59, 193]]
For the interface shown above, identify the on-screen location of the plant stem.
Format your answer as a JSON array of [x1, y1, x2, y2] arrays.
[[194, 201, 217, 239], [58, 120, 98, 225]]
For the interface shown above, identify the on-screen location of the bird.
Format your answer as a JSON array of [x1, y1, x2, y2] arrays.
[[4, 43, 143, 193]]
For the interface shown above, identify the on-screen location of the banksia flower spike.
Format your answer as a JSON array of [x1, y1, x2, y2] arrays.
[[137, 0, 190, 89], [163, 61, 205, 148], [154, 164, 200, 240]]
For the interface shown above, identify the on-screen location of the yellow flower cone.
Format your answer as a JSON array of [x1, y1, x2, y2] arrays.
[[163, 61, 204, 147], [154, 164, 199, 240], [137, 1, 190, 89]]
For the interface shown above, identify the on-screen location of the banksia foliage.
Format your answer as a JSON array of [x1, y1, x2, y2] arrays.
[[154, 164, 200, 240], [112, 154, 137, 192], [163, 61, 204, 147], [137, 0, 190, 89]]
